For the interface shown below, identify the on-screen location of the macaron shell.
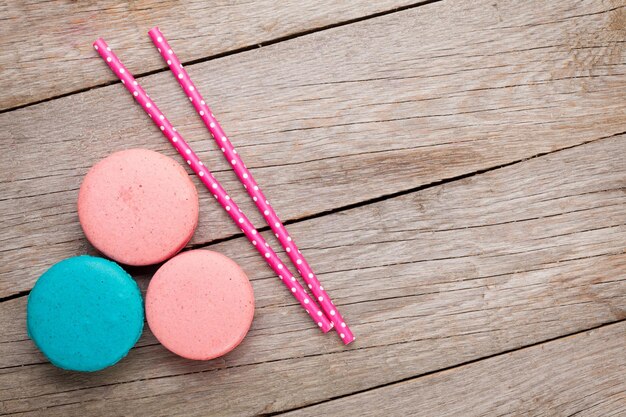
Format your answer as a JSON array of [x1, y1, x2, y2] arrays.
[[27, 256, 144, 372], [78, 148, 199, 266], [146, 250, 255, 360]]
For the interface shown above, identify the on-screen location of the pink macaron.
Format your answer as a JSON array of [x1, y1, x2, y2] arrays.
[[146, 250, 255, 360], [78, 148, 199, 266]]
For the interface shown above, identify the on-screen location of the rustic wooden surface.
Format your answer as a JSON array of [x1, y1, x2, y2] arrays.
[[0, 0, 624, 415]]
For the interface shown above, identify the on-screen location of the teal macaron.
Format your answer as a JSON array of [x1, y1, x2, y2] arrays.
[[27, 256, 144, 372]]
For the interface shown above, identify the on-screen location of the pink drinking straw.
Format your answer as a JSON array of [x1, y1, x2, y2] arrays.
[[93, 38, 332, 334], [148, 27, 354, 344]]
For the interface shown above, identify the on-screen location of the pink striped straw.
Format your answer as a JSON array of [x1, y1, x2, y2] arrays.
[[93, 38, 332, 334], [148, 27, 354, 344]]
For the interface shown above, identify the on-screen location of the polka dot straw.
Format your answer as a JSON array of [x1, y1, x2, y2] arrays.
[[148, 27, 355, 345], [93, 38, 332, 334]]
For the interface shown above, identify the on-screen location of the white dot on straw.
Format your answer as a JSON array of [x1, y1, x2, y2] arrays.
[[265, 253, 271, 258], [221, 148, 225, 152], [231, 160, 236, 165], [291, 276, 296, 281], [133, 91, 138, 97], [318, 296, 324, 302], [189, 96, 192, 101], [119, 68, 125, 74], [157, 48, 161, 53], [304, 298, 309, 304], [233, 149, 238, 154], [286, 247, 291, 253], [199, 111, 204, 116], [264, 210, 269, 216], [168, 49, 173, 54], [199, 171, 204, 177], [225, 205, 230, 210], [221, 136, 226, 142], [106, 47, 111, 52], [172, 137, 178, 142], [287, 237, 292, 241], [157, 36, 163, 42], [201, 100, 206, 105], [178, 73, 183, 79], [317, 311, 323, 316], [254, 186, 259, 191], [277, 264, 283, 269], [180, 63, 183, 68], [133, 81, 138, 86], [106, 57, 111, 62], [189, 86, 194, 91], [275, 222, 280, 227], [184, 149, 190, 155], [297, 259, 302, 265], [308, 284, 313, 289], [159, 115, 164, 120], [94, 45, 98, 50], [252, 240, 257, 245], [308, 273, 313, 278], [210, 122, 215, 128], [199, 161, 203, 166], [320, 286, 324, 291], [291, 287, 296, 293], [253, 196, 257, 201], [186, 160, 191, 165], [340, 333, 345, 339], [265, 241, 269, 247], [238, 218, 244, 223], [225, 195, 230, 200], [251, 229, 257, 235], [341, 322, 346, 328], [167, 59, 171, 65], [212, 183, 217, 189], [318, 322, 322, 327], [160, 126, 164, 131], [243, 173, 248, 179], [330, 310, 336, 316]]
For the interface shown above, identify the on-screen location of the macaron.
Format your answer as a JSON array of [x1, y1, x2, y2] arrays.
[[27, 256, 144, 372], [146, 250, 254, 360], [78, 148, 199, 266]]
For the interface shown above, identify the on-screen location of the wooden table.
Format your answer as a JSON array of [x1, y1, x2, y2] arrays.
[[1, 1, 625, 415]]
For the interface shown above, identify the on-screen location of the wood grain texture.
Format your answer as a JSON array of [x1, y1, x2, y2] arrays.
[[1, 0, 625, 415], [1, 0, 624, 298], [282, 321, 626, 417], [1, 134, 624, 415], [0, 0, 418, 110]]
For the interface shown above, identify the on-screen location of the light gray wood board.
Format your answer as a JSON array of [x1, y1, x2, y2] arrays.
[[0, 0, 420, 110], [282, 321, 626, 417], [1, 135, 624, 415], [1, 0, 625, 298]]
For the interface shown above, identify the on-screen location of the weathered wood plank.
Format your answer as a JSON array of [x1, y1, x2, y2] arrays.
[[1, 0, 624, 298], [282, 321, 626, 417], [1, 135, 624, 415], [0, 0, 419, 110]]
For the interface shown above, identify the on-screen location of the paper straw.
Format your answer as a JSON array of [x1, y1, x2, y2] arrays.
[[148, 27, 354, 344], [93, 38, 332, 334]]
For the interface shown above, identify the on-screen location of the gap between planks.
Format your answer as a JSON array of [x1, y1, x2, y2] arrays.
[[1, 129, 621, 305], [268, 318, 626, 416], [0, 0, 442, 115]]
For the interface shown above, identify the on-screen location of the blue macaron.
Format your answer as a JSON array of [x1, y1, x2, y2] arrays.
[[27, 256, 144, 372]]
